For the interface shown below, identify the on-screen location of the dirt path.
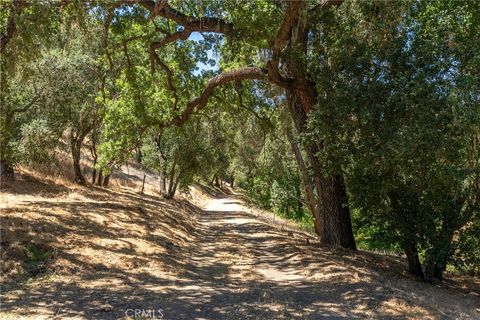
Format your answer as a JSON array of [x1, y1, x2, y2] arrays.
[[139, 195, 479, 320], [1, 187, 479, 320]]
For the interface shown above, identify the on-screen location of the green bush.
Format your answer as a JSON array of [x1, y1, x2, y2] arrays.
[[16, 119, 58, 168]]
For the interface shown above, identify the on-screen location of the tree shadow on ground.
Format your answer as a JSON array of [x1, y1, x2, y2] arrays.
[[1, 186, 479, 320]]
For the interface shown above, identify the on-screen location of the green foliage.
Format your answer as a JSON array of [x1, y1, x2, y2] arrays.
[[1, 7, 103, 176], [15, 119, 58, 168], [308, 0, 480, 275], [26, 244, 51, 264], [25, 243, 52, 277], [147, 123, 213, 189], [232, 111, 313, 230], [451, 217, 480, 276]]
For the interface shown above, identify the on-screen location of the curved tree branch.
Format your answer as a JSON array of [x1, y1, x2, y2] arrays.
[[0, 0, 27, 53], [272, 1, 303, 57], [168, 66, 267, 126], [140, 0, 234, 68], [135, 1, 235, 113], [150, 28, 191, 50], [137, 0, 233, 34], [150, 48, 178, 108], [136, 0, 342, 128], [103, 1, 128, 70], [264, 0, 303, 88]]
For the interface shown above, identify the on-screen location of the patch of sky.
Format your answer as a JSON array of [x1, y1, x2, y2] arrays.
[[188, 32, 220, 75]]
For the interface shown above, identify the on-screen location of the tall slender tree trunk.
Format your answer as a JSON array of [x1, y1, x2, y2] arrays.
[[286, 127, 321, 235], [161, 170, 167, 195], [97, 171, 104, 186], [171, 175, 179, 198], [140, 173, 146, 194], [91, 156, 97, 185], [90, 141, 98, 185], [155, 135, 167, 195], [72, 146, 84, 184], [89, 128, 99, 185], [136, 147, 142, 164], [70, 133, 86, 185], [164, 160, 177, 199]]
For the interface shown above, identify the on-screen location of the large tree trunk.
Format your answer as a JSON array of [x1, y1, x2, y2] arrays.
[[403, 241, 424, 279], [316, 174, 356, 249], [287, 88, 356, 250], [280, 18, 356, 250], [103, 174, 110, 188], [0, 159, 14, 187], [291, 111, 356, 250]]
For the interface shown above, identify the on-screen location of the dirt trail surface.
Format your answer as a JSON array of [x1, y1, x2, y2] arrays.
[[1, 175, 479, 319]]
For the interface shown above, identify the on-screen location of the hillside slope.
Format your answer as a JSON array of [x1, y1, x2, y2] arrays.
[[1, 171, 479, 319]]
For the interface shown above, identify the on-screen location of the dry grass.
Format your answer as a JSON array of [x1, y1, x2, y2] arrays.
[[1, 168, 197, 281], [1, 166, 479, 319]]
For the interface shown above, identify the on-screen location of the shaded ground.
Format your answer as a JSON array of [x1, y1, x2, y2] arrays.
[[1, 175, 479, 319]]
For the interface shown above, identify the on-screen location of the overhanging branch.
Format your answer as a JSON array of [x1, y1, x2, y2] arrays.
[[168, 66, 267, 126], [137, 0, 233, 34]]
